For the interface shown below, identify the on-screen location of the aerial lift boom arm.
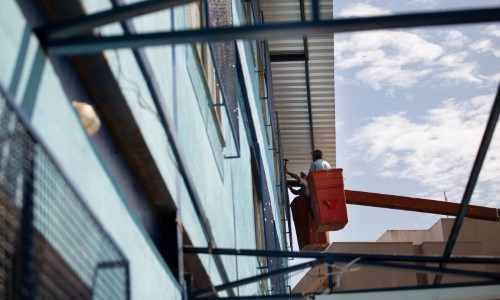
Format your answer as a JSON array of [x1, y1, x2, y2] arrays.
[[345, 190, 500, 222]]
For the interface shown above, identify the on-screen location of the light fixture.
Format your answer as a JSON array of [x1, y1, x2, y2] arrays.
[[72, 101, 101, 136]]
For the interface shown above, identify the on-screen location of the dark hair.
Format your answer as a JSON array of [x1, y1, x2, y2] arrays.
[[312, 149, 323, 160]]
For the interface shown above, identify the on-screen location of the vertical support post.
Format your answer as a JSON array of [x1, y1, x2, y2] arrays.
[[275, 111, 293, 252], [327, 265, 334, 292], [125, 262, 130, 300], [19, 141, 36, 300], [299, 0, 316, 153], [312, 0, 320, 21], [184, 273, 192, 300]]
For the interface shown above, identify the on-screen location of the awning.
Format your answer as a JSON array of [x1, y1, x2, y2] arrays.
[[261, 0, 336, 175]]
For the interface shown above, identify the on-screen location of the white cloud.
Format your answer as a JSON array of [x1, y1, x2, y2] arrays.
[[443, 30, 468, 48], [336, 29, 495, 88], [356, 66, 432, 90], [408, 0, 440, 6], [469, 28, 500, 58], [435, 52, 483, 85], [336, 30, 443, 89], [335, 4, 499, 91], [485, 72, 500, 83], [339, 3, 392, 18], [471, 39, 493, 53], [385, 89, 395, 98], [487, 25, 500, 39], [349, 94, 500, 206]]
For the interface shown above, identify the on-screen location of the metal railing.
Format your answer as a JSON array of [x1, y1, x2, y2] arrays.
[[0, 83, 129, 300]]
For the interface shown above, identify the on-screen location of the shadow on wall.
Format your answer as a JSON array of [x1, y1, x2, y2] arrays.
[[9, 25, 46, 118]]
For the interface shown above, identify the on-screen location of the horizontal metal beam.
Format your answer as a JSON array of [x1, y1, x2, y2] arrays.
[[187, 247, 500, 297], [345, 190, 500, 222], [184, 247, 500, 265], [199, 282, 500, 300], [192, 258, 500, 298], [36, 0, 194, 40], [270, 53, 306, 62], [317, 282, 500, 300], [200, 282, 500, 300], [45, 7, 500, 55]]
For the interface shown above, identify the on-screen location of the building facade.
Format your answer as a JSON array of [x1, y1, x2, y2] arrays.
[[0, 0, 320, 298]]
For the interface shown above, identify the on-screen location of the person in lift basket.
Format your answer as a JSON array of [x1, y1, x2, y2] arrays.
[[309, 149, 331, 172]]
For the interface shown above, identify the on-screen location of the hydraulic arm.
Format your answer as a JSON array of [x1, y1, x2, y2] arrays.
[[345, 190, 500, 222]]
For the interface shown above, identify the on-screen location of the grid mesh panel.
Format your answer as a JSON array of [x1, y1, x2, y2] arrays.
[[208, 0, 240, 152], [0, 87, 128, 300]]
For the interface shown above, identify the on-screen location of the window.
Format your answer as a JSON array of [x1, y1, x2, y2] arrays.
[[188, 1, 223, 122]]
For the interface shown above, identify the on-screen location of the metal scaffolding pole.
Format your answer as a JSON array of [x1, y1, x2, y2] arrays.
[[44, 7, 500, 55], [36, 0, 195, 40], [183, 247, 500, 265]]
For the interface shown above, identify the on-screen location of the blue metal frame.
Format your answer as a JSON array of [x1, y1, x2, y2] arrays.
[[184, 246, 500, 265], [32, 0, 500, 294], [41, 7, 500, 55], [36, 0, 195, 40], [185, 246, 500, 298], [196, 281, 500, 300]]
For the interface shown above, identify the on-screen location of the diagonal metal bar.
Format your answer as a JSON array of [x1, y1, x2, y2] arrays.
[[434, 84, 500, 285], [107, 0, 234, 295], [192, 258, 327, 298], [45, 7, 500, 55], [36, 0, 194, 40]]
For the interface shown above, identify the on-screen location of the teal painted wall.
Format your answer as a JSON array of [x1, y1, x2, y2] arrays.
[[2, 0, 288, 296], [0, 1, 181, 299], [82, 0, 271, 294]]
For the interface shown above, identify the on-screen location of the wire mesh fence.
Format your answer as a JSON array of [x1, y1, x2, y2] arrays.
[[207, 0, 240, 154], [0, 85, 129, 300]]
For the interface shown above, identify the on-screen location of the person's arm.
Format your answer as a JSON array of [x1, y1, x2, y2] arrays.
[[286, 170, 301, 182]]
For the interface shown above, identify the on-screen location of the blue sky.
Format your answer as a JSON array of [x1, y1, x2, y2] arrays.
[[331, 0, 500, 242]]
